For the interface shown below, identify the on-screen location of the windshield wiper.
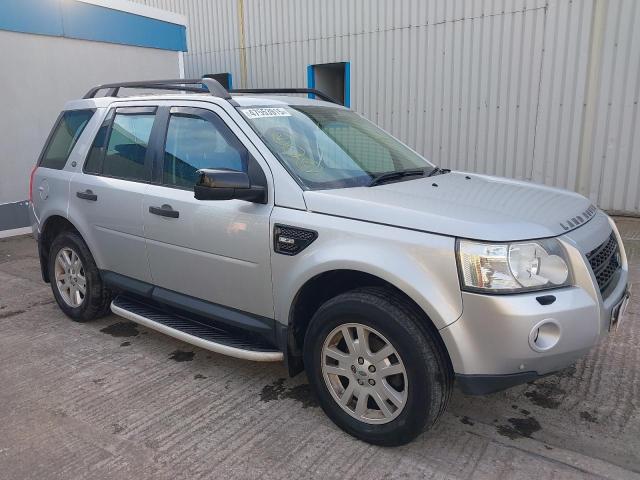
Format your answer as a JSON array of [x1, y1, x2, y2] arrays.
[[426, 166, 451, 177], [368, 168, 426, 187]]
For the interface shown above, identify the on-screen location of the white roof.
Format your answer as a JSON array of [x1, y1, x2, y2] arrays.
[[75, 0, 187, 26]]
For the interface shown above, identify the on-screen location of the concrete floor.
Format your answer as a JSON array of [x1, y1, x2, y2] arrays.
[[1, 218, 639, 480]]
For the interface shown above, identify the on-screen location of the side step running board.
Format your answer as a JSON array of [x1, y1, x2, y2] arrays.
[[111, 296, 283, 362]]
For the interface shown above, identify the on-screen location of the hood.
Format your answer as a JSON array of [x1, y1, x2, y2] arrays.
[[303, 172, 596, 241]]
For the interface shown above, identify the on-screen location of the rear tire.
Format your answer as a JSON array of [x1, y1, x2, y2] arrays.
[[303, 287, 452, 446], [48, 231, 112, 322]]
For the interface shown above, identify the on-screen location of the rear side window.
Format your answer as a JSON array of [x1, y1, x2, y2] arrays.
[[84, 107, 156, 182], [39, 110, 94, 169], [103, 112, 154, 181], [84, 110, 114, 174]]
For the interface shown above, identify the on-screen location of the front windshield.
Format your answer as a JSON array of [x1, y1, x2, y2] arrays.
[[239, 105, 434, 189]]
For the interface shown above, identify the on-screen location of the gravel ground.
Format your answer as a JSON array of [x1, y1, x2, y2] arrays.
[[0, 217, 638, 479]]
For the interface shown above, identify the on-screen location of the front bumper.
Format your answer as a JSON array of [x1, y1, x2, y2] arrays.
[[456, 371, 547, 395], [441, 212, 629, 394], [445, 281, 630, 394]]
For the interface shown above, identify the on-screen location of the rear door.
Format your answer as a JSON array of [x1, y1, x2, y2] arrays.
[[142, 104, 274, 318], [68, 106, 157, 283]]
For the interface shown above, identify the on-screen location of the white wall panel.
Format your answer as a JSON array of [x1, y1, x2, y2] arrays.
[[587, 0, 640, 214], [0, 29, 180, 205], [533, 0, 592, 193], [135, 0, 640, 215]]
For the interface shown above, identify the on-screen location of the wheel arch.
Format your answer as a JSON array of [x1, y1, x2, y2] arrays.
[[38, 214, 94, 282], [284, 268, 452, 377]]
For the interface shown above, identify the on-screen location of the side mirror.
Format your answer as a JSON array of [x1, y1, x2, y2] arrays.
[[194, 169, 266, 203]]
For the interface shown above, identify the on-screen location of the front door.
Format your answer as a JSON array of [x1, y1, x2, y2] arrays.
[[142, 105, 274, 318]]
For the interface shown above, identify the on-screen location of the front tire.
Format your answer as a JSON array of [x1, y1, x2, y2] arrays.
[[48, 231, 112, 322], [303, 287, 452, 446]]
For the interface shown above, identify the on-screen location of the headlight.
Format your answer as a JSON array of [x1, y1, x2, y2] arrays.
[[457, 238, 570, 293]]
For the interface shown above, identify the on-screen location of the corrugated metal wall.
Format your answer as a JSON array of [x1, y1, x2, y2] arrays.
[[134, 0, 640, 215], [587, 0, 640, 214]]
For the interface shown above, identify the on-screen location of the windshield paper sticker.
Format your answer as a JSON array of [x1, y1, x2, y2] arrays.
[[241, 107, 291, 119]]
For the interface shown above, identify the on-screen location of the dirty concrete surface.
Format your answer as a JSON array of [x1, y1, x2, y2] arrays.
[[0, 217, 639, 480]]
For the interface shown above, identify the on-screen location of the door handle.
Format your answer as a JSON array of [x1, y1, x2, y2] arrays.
[[76, 190, 97, 201], [149, 204, 179, 218]]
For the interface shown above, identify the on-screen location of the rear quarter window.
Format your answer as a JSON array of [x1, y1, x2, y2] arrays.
[[39, 110, 95, 169]]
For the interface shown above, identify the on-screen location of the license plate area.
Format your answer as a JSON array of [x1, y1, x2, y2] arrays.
[[610, 285, 631, 332]]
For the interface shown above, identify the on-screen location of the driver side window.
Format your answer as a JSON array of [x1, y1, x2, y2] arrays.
[[163, 112, 248, 189]]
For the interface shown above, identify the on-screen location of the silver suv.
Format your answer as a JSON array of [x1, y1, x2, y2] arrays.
[[30, 78, 630, 446]]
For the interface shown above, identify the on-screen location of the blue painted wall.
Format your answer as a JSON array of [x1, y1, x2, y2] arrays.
[[0, 0, 64, 37], [344, 62, 351, 108], [0, 0, 187, 52], [306, 65, 316, 99]]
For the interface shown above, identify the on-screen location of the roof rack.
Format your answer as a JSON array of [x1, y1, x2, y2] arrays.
[[83, 78, 230, 100], [83, 78, 340, 104], [229, 88, 339, 104]]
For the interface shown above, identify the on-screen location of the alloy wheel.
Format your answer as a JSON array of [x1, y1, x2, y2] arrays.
[[54, 247, 86, 308], [321, 323, 408, 424]]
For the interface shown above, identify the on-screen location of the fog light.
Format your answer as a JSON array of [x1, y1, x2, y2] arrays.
[[528, 319, 561, 352]]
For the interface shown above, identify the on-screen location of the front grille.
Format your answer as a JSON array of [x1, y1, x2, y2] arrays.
[[586, 233, 620, 293]]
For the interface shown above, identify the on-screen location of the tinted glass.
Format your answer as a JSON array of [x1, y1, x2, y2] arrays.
[[40, 110, 94, 169], [102, 112, 155, 181], [83, 110, 114, 174], [163, 113, 247, 188], [240, 106, 433, 189]]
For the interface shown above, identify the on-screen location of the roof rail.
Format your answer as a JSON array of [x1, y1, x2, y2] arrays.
[[230, 88, 339, 104], [82, 78, 231, 99], [82, 78, 339, 105]]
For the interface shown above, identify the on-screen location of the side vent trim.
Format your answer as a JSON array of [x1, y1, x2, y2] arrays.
[[274, 224, 318, 256]]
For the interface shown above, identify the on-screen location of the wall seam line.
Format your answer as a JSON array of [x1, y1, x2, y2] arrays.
[[530, 1, 550, 181]]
